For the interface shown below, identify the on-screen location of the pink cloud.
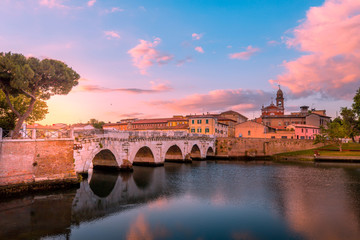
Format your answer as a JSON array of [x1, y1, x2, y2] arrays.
[[272, 0, 360, 99], [195, 46, 204, 53], [176, 56, 192, 66], [104, 31, 120, 39], [267, 40, 279, 46], [87, 0, 96, 7], [229, 46, 260, 60], [127, 38, 173, 75], [76, 82, 172, 94], [39, 0, 67, 8], [149, 88, 272, 113], [192, 33, 203, 40], [111, 7, 124, 12]]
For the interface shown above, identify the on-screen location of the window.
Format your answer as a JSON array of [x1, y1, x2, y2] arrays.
[[301, 128, 304, 133], [271, 136, 275, 139], [197, 128, 202, 133], [300, 136, 305, 139], [248, 130, 251, 136], [191, 128, 195, 133], [281, 136, 287, 139], [206, 119, 209, 124], [197, 119, 202, 124], [192, 120, 194, 124], [205, 128, 209, 133]]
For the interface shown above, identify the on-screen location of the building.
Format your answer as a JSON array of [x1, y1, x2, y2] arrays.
[[286, 124, 320, 140], [71, 123, 95, 130], [187, 114, 228, 137], [260, 87, 331, 129], [219, 110, 248, 124], [235, 121, 296, 139], [261, 86, 285, 116], [104, 116, 189, 133], [103, 122, 129, 131]]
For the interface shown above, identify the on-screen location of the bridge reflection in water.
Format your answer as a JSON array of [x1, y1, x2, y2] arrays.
[[2, 162, 360, 240]]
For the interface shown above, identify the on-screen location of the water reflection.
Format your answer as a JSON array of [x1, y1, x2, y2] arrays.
[[1, 162, 360, 239]]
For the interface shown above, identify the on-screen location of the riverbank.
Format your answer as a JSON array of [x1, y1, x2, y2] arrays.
[[272, 143, 360, 163], [0, 177, 80, 199]]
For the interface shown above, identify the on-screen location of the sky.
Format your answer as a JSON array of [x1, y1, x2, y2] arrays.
[[1, 0, 360, 124]]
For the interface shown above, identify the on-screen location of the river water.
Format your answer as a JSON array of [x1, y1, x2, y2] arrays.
[[1, 161, 360, 240]]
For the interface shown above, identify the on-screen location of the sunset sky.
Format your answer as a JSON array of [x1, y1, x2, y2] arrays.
[[1, 0, 359, 124]]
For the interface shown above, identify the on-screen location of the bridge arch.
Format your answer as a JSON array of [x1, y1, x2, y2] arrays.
[[164, 144, 184, 162], [92, 149, 120, 170], [132, 146, 155, 165], [190, 144, 202, 159], [206, 146, 215, 158]]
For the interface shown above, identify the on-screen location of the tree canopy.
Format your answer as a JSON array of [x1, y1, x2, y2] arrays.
[[0, 52, 80, 137], [0, 91, 48, 130], [88, 118, 105, 129]]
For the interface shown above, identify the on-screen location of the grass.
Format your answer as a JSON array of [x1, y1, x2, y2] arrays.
[[275, 143, 360, 158], [318, 143, 360, 151]]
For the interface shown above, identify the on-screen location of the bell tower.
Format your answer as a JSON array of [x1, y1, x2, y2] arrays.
[[276, 85, 284, 109]]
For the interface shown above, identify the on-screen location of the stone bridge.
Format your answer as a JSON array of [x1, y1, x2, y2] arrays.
[[73, 130, 215, 174]]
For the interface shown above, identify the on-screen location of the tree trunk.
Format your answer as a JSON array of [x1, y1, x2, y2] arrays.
[[339, 142, 343, 152], [12, 98, 36, 139]]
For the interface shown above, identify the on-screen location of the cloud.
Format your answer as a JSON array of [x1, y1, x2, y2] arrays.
[[271, 0, 360, 100], [149, 88, 272, 113], [267, 40, 280, 46], [229, 46, 260, 60], [194, 46, 204, 53], [176, 56, 192, 66], [110, 7, 124, 12], [104, 31, 120, 39], [77, 83, 172, 94], [127, 38, 173, 75], [101, 7, 124, 14], [115, 112, 144, 118], [39, 0, 67, 9], [87, 0, 96, 7], [192, 33, 203, 40]]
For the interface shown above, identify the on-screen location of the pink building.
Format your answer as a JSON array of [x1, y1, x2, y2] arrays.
[[286, 124, 320, 140]]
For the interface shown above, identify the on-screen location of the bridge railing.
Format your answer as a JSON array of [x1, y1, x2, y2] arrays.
[[73, 129, 215, 140]]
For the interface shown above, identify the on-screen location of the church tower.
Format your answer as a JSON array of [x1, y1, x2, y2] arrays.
[[276, 85, 284, 109]]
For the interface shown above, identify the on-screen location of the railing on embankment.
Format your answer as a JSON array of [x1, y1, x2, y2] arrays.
[[0, 128, 77, 190]]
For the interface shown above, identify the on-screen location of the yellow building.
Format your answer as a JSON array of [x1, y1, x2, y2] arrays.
[[187, 115, 228, 137]]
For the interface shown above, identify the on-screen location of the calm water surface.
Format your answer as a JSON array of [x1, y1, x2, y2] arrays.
[[1, 161, 360, 240]]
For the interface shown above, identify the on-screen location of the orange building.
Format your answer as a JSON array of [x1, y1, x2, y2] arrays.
[[103, 116, 188, 132], [235, 121, 295, 139]]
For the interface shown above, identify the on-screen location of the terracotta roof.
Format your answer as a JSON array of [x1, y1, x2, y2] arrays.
[[217, 117, 237, 122], [103, 122, 127, 126], [132, 117, 188, 124], [220, 110, 248, 119], [131, 123, 189, 130], [287, 124, 320, 129], [71, 123, 93, 127]]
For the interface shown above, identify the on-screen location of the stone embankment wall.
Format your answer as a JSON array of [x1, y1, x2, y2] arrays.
[[216, 137, 325, 157], [0, 140, 77, 186]]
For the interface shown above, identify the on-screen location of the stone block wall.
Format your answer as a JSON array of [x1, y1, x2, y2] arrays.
[[216, 137, 326, 157], [0, 140, 76, 186]]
